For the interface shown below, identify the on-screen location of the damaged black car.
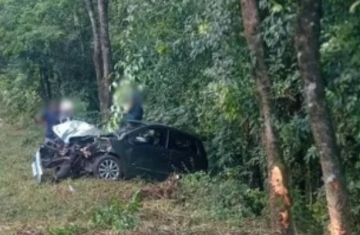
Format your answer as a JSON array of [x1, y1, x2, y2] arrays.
[[31, 120, 208, 182]]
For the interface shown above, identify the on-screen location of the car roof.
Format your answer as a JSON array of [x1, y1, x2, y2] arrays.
[[125, 120, 201, 141]]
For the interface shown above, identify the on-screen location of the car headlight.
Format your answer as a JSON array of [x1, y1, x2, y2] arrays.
[[98, 138, 112, 150]]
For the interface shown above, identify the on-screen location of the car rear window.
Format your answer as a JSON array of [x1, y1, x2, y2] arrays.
[[169, 131, 197, 153]]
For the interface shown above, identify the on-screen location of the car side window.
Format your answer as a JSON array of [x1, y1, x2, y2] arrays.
[[132, 128, 166, 148], [169, 132, 196, 153]]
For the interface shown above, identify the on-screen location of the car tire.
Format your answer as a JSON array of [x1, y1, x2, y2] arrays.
[[92, 155, 123, 181]]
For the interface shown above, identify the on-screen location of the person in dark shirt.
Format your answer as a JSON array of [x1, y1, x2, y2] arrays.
[[123, 90, 143, 121], [36, 100, 60, 142]]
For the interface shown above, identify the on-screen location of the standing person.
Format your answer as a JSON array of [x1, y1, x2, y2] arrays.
[[123, 89, 143, 122], [36, 100, 60, 142], [59, 99, 74, 123]]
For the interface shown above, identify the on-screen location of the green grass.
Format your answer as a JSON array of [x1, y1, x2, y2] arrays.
[[0, 120, 270, 235]]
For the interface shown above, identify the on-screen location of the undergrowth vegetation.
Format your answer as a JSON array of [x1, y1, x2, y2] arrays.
[[89, 192, 142, 232], [48, 193, 142, 235], [180, 172, 266, 221]]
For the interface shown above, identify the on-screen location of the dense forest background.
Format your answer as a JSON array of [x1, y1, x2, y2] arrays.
[[1, 0, 360, 234]]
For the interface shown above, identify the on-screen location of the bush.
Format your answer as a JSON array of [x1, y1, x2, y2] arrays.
[[89, 191, 142, 232], [0, 71, 41, 123], [179, 172, 266, 221]]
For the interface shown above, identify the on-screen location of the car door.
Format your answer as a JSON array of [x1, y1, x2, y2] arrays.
[[127, 126, 171, 179], [168, 131, 197, 173]]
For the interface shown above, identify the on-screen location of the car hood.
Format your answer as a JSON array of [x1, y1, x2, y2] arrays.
[[52, 120, 101, 144]]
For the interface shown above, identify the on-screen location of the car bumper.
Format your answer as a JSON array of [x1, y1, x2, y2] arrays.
[[31, 150, 43, 183]]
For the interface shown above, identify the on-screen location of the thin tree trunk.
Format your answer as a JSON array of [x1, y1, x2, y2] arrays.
[[97, 0, 113, 118], [240, 0, 294, 234], [295, 0, 351, 234], [55, 71, 62, 95], [42, 66, 52, 100], [84, 0, 104, 113], [39, 66, 48, 100]]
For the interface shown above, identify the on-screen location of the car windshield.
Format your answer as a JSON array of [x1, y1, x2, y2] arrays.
[[116, 121, 146, 138]]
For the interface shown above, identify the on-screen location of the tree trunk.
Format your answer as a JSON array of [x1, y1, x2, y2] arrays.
[[41, 66, 52, 100], [295, 1, 351, 234], [39, 66, 48, 100], [97, 0, 113, 118], [84, 0, 104, 113], [240, 0, 294, 234]]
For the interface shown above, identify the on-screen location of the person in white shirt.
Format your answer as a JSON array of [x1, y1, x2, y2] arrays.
[[59, 99, 74, 123]]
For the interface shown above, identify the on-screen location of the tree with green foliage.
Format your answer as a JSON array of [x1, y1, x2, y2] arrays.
[[0, 0, 100, 121], [85, 0, 113, 120], [240, 0, 293, 234], [1, 0, 360, 233], [295, 0, 351, 234]]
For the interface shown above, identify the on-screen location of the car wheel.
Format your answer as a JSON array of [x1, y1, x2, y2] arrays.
[[93, 155, 123, 180]]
